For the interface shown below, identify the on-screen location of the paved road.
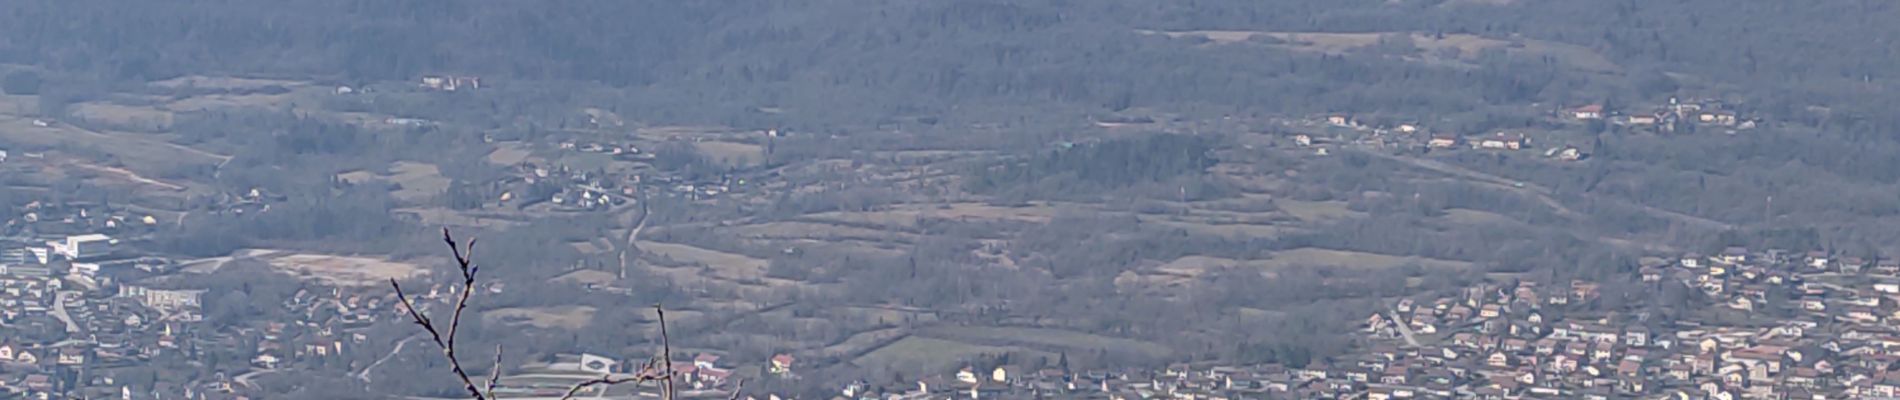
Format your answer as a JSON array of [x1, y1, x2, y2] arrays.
[[1387, 310, 1422, 347], [50, 291, 80, 334]]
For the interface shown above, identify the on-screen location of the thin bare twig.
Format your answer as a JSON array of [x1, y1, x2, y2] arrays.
[[558, 304, 686, 400], [397, 229, 692, 400], [726, 378, 747, 400], [486, 344, 505, 399], [559, 371, 662, 399], [658, 305, 674, 400], [389, 228, 497, 400]]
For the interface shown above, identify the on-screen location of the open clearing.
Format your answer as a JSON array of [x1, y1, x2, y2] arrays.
[[924, 326, 1173, 360], [1441, 208, 1521, 226], [1275, 199, 1365, 222], [1141, 30, 1618, 73], [694, 141, 764, 167], [1442, 0, 1517, 6], [1151, 219, 1291, 239], [641, 241, 770, 281], [817, 328, 908, 359], [393, 207, 528, 229], [0, 116, 226, 182], [259, 252, 427, 287], [71, 102, 174, 129], [486, 142, 536, 166], [1267, 248, 1472, 269], [1156, 255, 1276, 277], [804, 202, 1067, 228], [387, 162, 451, 202], [632, 125, 728, 141], [1145, 249, 1471, 284], [337, 161, 451, 203], [731, 221, 914, 242], [853, 336, 1052, 374], [59, 158, 188, 192], [485, 306, 598, 330], [165, 90, 305, 111], [550, 269, 619, 286], [151, 75, 309, 90]]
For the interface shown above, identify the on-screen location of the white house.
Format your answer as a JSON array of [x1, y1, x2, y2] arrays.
[[50, 234, 112, 260]]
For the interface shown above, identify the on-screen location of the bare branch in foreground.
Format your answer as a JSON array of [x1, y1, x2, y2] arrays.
[[659, 305, 674, 400], [390, 228, 498, 400], [559, 304, 704, 400], [726, 378, 747, 400], [486, 344, 505, 399], [396, 229, 712, 400]]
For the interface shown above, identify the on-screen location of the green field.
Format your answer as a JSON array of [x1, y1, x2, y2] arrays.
[[924, 326, 1173, 360], [852, 336, 1052, 375]]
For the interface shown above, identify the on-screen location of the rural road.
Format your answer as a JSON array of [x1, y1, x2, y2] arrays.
[[357, 335, 419, 383], [1368, 150, 1733, 231], [617, 198, 650, 278]]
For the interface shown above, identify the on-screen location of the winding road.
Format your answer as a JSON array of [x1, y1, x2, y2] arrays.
[[357, 335, 420, 383], [1367, 150, 1733, 231], [617, 198, 650, 279]]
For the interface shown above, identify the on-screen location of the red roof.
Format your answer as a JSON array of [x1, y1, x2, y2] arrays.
[[771, 354, 795, 365], [695, 353, 721, 363], [1574, 104, 1604, 113]]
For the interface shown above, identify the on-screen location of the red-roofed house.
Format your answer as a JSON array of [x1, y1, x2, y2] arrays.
[[1571, 105, 1605, 120], [694, 353, 721, 370], [769, 354, 796, 375]]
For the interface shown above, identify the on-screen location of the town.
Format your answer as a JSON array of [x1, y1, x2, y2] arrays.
[[1289, 96, 1762, 161], [0, 77, 1825, 399], [815, 247, 1900, 399], [0, 1, 1891, 397]]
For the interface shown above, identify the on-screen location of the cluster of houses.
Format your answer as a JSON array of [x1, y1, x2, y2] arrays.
[[1305, 97, 1765, 162], [464, 139, 759, 213], [5, 201, 160, 239], [830, 246, 1900, 400], [0, 232, 206, 398], [1290, 247, 1900, 399], [0, 216, 397, 399], [549, 138, 749, 202], [1569, 98, 1760, 133], [1297, 115, 1586, 162], [485, 161, 639, 212], [419, 75, 482, 92]]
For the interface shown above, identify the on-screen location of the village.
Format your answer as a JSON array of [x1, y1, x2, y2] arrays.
[[0, 201, 785, 399], [1286, 96, 1761, 162], [794, 246, 1900, 399], [0, 77, 799, 397]]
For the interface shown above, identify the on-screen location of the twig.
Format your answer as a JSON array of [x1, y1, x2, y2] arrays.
[[658, 305, 674, 400], [486, 344, 505, 399], [726, 378, 747, 400], [558, 305, 681, 400], [389, 228, 495, 400], [559, 371, 661, 400]]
